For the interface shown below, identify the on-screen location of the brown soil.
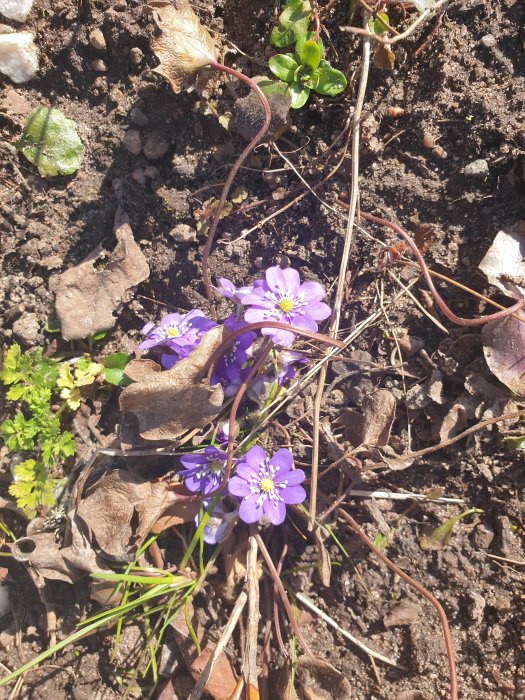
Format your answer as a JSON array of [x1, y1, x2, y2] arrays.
[[0, 0, 524, 699]]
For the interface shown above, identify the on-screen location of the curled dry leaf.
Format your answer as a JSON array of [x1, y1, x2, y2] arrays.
[[478, 222, 525, 395], [170, 604, 237, 700], [149, 0, 218, 93], [337, 389, 396, 448], [11, 469, 198, 583], [383, 600, 420, 628], [276, 656, 352, 700], [120, 325, 227, 443], [55, 207, 150, 341]]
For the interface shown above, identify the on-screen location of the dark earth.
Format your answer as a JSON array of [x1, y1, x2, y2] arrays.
[[0, 0, 524, 698]]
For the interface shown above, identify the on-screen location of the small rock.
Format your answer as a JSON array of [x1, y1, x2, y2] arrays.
[[143, 132, 170, 161], [472, 522, 494, 549], [467, 591, 486, 622], [122, 129, 142, 156], [2, 87, 32, 115], [12, 312, 39, 346], [491, 595, 511, 612], [91, 58, 107, 73], [132, 168, 145, 185], [144, 165, 160, 179], [481, 34, 497, 48], [0, 0, 34, 22], [463, 159, 489, 178], [169, 224, 197, 244], [129, 47, 143, 65], [89, 28, 106, 51], [113, 0, 127, 9], [130, 106, 148, 127], [383, 600, 420, 628], [0, 31, 38, 84], [172, 153, 197, 178]]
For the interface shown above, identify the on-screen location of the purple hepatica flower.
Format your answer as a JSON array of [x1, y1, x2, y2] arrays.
[[228, 446, 306, 525], [139, 310, 216, 360], [217, 278, 258, 306], [196, 499, 238, 545], [248, 350, 308, 405], [179, 446, 227, 495], [211, 313, 256, 396], [242, 267, 331, 347]]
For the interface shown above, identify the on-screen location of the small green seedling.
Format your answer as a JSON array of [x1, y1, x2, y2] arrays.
[[420, 508, 483, 551], [270, 0, 312, 48], [269, 35, 347, 109]]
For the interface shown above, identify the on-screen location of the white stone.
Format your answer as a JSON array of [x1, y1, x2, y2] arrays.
[[0, 0, 34, 22], [0, 31, 38, 83]]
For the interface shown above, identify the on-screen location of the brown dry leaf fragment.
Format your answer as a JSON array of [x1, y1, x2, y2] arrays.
[[383, 600, 420, 628], [125, 358, 162, 382], [478, 222, 525, 300], [482, 316, 525, 396], [170, 604, 237, 700], [75, 469, 187, 560], [55, 208, 150, 341], [149, 0, 218, 93], [277, 656, 352, 700], [373, 44, 395, 70], [120, 326, 227, 442], [314, 527, 331, 588], [338, 389, 396, 448]]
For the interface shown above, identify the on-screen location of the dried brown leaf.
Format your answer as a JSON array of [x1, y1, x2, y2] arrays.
[[120, 325, 227, 442], [338, 389, 396, 447], [482, 316, 525, 396], [383, 600, 420, 628], [170, 604, 237, 700], [55, 208, 150, 340], [277, 656, 352, 700], [149, 0, 218, 93], [478, 222, 525, 301]]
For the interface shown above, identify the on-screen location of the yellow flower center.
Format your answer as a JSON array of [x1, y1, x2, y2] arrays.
[[209, 459, 223, 473], [259, 478, 274, 493], [167, 328, 180, 337], [278, 297, 294, 313]]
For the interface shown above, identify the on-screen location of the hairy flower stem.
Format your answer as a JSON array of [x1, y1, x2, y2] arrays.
[[335, 200, 525, 326], [200, 320, 344, 380], [338, 508, 458, 700], [202, 61, 272, 305]]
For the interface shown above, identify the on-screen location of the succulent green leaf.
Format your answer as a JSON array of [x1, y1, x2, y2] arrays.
[[270, 0, 311, 48], [314, 63, 347, 96], [289, 81, 310, 109], [17, 107, 84, 177], [103, 352, 132, 387], [299, 39, 321, 71], [258, 79, 291, 97], [295, 32, 324, 60], [269, 54, 299, 83]]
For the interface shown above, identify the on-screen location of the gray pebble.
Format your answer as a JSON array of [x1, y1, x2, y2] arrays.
[[144, 132, 170, 161], [92, 59, 107, 73], [123, 129, 142, 156], [12, 313, 40, 346], [130, 106, 149, 127], [169, 224, 197, 243], [463, 159, 489, 178], [129, 47, 143, 65], [481, 34, 497, 48]]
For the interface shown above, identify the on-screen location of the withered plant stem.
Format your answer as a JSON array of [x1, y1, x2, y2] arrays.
[[335, 202, 525, 326], [338, 509, 458, 700], [255, 533, 315, 657], [202, 61, 272, 304]]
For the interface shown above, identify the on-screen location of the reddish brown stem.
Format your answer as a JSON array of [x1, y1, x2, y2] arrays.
[[338, 508, 458, 700], [336, 200, 525, 326], [255, 533, 314, 657], [201, 320, 344, 379], [202, 61, 272, 303]]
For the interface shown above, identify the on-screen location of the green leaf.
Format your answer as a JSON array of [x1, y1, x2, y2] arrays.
[[269, 54, 299, 83], [368, 11, 390, 35], [270, 0, 311, 48], [295, 32, 324, 60], [103, 352, 131, 387], [17, 107, 84, 177], [9, 460, 56, 517], [313, 63, 347, 96], [289, 82, 310, 109], [299, 39, 321, 70], [420, 508, 483, 551], [44, 317, 61, 333], [258, 79, 290, 97], [91, 330, 107, 342]]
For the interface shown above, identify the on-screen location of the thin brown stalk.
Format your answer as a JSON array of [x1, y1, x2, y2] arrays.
[[255, 534, 314, 657], [338, 508, 458, 700], [202, 61, 272, 303]]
